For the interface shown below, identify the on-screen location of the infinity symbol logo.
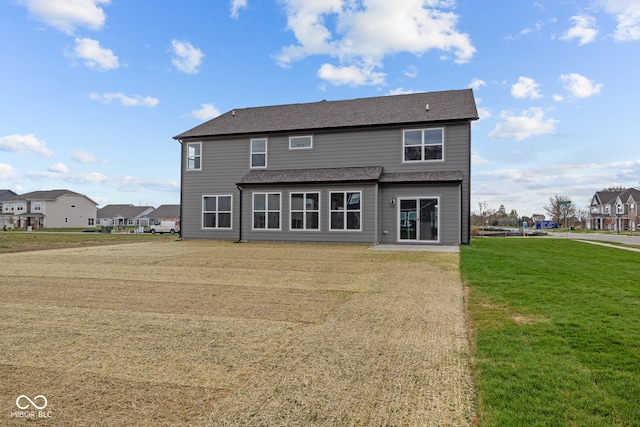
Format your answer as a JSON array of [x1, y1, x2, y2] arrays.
[[16, 395, 48, 410]]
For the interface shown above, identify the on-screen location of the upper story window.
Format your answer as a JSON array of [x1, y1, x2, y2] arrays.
[[290, 135, 313, 150], [403, 128, 444, 162], [33, 203, 42, 211], [186, 142, 201, 171], [251, 138, 267, 168], [617, 204, 624, 214]]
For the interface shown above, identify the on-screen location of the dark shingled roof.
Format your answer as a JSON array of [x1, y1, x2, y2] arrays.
[[238, 167, 463, 186], [175, 89, 478, 140], [379, 171, 463, 183], [238, 167, 384, 185], [9, 189, 97, 205]]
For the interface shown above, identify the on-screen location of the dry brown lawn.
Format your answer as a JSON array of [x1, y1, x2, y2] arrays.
[[0, 240, 475, 426]]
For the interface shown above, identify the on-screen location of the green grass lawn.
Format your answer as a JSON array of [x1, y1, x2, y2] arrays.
[[461, 238, 640, 426]]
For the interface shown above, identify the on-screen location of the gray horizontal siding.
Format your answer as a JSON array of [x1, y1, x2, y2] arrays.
[[239, 183, 378, 243], [180, 121, 470, 243], [379, 184, 461, 245]]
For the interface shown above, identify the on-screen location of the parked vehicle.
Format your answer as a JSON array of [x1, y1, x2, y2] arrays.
[[148, 220, 179, 234]]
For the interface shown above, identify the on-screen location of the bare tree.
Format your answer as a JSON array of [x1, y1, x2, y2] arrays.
[[545, 195, 575, 228]]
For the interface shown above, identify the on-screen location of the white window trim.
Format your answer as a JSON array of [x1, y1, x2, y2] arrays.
[[290, 191, 321, 231], [250, 138, 268, 169], [252, 192, 282, 231], [289, 135, 313, 150], [402, 127, 445, 163], [202, 195, 233, 229], [186, 142, 202, 171], [329, 190, 362, 232], [396, 196, 441, 243]]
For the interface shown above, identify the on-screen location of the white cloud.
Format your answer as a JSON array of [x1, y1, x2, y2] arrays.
[[559, 73, 603, 98], [191, 103, 220, 121], [386, 88, 421, 96], [469, 78, 486, 90], [0, 134, 54, 157], [489, 107, 558, 141], [511, 77, 542, 99], [72, 150, 105, 163], [89, 92, 159, 107], [561, 15, 598, 45], [0, 164, 18, 180], [49, 162, 68, 173], [230, 0, 248, 18], [317, 63, 385, 86], [171, 40, 205, 74], [20, 0, 110, 34], [277, 0, 475, 86], [404, 66, 418, 78], [597, 0, 640, 41], [66, 37, 119, 71]]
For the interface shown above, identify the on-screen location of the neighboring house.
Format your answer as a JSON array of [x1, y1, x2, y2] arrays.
[[2, 189, 97, 229], [173, 89, 478, 245], [97, 204, 155, 228], [148, 204, 180, 223], [589, 188, 640, 231], [0, 190, 18, 229]]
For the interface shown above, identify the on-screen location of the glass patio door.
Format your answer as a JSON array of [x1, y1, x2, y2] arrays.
[[399, 198, 438, 241]]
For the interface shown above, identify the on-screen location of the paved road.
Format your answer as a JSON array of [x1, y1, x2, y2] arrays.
[[547, 232, 640, 246]]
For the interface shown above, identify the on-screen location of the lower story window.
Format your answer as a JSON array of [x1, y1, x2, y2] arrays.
[[88, 218, 95, 226], [202, 195, 232, 229], [253, 192, 281, 230], [330, 191, 361, 231], [291, 192, 319, 230]]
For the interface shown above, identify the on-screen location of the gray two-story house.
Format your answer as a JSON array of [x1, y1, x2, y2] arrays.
[[174, 89, 478, 245]]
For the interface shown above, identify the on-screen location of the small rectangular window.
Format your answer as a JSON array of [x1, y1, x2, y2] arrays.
[[289, 135, 313, 149], [251, 138, 267, 168], [187, 142, 202, 170], [202, 195, 232, 229]]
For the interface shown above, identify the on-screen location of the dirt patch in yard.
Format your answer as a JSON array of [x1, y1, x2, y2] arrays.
[[0, 240, 475, 425]]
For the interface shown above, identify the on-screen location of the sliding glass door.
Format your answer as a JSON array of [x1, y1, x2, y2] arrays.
[[399, 198, 439, 242]]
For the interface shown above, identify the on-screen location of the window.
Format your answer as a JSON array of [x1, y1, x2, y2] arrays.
[[330, 191, 361, 231], [33, 203, 42, 211], [70, 204, 76, 208], [202, 195, 232, 229], [403, 128, 444, 162], [289, 135, 313, 149], [251, 138, 267, 168], [88, 218, 95, 226], [291, 192, 319, 230], [253, 192, 281, 230], [187, 142, 201, 170]]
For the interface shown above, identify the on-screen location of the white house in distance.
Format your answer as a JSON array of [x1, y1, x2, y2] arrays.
[[1, 189, 97, 229]]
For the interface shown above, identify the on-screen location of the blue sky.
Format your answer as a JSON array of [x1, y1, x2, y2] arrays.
[[1, 0, 639, 217]]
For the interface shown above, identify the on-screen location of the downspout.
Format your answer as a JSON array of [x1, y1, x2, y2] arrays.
[[178, 139, 184, 239], [236, 185, 243, 242]]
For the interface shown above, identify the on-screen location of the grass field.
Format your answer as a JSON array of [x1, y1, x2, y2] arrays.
[[461, 238, 640, 426], [0, 237, 474, 426]]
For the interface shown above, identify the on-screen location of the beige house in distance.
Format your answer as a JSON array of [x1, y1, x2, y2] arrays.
[[1, 189, 97, 229]]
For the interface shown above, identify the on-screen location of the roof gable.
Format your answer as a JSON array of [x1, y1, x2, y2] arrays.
[[175, 89, 478, 140]]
